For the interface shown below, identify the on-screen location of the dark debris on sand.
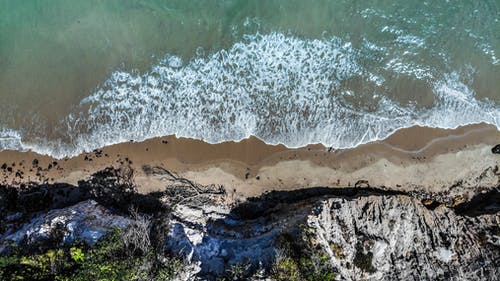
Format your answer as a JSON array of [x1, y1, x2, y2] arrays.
[[492, 144, 500, 154]]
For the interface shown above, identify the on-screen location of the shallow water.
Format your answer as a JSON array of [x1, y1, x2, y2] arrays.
[[0, 0, 499, 158]]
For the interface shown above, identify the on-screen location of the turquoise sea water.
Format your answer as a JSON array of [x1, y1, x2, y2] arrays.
[[0, 0, 499, 157]]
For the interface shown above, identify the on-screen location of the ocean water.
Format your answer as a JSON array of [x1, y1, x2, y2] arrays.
[[0, 0, 499, 158]]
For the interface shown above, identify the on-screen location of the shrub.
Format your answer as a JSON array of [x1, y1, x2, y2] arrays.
[[0, 227, 183, 281], [353, 243, 375, 273], [272, 230, 336, 281], [271, 251, 302, 281], [69, 247, 85, 264]]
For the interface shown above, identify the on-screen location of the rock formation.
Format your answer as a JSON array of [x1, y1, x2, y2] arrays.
[[0, 165, 498, 280]]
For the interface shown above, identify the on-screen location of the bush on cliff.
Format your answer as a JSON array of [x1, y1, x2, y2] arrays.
[[0, 227, 182, 281], [272, 230, 336, 281]]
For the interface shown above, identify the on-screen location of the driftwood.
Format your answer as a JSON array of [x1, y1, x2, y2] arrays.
[[142, 165, 225, 207]]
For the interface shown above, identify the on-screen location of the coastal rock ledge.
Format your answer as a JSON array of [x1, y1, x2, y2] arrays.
[[0, 167, 499, 280], [167, 188, 499, 280]]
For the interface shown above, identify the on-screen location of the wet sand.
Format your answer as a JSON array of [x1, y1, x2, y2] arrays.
[[1, 123, 499, 199]]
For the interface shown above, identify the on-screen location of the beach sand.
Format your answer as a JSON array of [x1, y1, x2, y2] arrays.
[[1, 123, 499, 199]]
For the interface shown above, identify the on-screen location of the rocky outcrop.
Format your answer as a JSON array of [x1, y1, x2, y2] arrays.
[[0, 166, 169, 255], [307, 195, 499, 280], [166, 187, 499, 280], [0, 167, 498, 280], [0, 200, 130, 253]]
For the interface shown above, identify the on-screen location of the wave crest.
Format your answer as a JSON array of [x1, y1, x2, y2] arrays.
[[1, 33, 499, 158]]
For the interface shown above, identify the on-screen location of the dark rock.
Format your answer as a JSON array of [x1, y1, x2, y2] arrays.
[[454, 189, 500, 216], [354, 243, 376, 273], [1, 163, 6, 170], [32, 159, 39, 167], [331, 201, 342, 209], [491, 144, 500, 154], [355, 180, 370, 188], [422, 199, 441, 210]]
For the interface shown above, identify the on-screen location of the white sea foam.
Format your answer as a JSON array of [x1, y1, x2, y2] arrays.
[[0, 128, 24, 152], [0, 33, 499, 158]]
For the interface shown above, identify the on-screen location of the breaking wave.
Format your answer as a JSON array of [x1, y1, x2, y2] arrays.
[[1, 33, 499, 158]]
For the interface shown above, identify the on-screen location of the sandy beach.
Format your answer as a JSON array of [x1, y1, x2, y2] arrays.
[[1, 123, 498, 199], [2, 2, 500, 280]]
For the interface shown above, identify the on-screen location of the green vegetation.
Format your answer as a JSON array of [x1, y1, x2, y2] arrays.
[[272, 256, 302, 281], [221, 263, 252, 281], [0, 228, 183, 281], [353, 243, 375, 273], [271, 230, 336, 281], [69, 247, 85, 264], [329, 242, 345, 260]]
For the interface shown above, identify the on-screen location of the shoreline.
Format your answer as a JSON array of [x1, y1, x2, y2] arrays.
[[1, 123, 499, 199]]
